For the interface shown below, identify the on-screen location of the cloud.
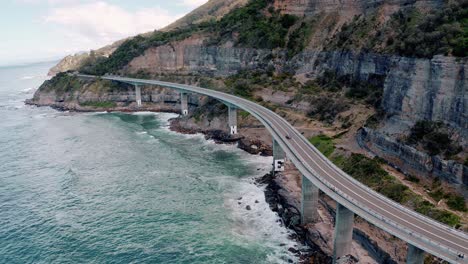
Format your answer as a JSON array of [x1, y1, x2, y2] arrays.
[[16, 0, 78, 5], [179, 0, 209, 8], [43, 1, 182, 47]]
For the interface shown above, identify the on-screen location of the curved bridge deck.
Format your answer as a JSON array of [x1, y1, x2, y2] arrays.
[[77, 74, 468, 263]]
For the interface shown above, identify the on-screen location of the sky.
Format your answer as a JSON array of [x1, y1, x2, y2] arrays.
[[0, 0, 209, 66]]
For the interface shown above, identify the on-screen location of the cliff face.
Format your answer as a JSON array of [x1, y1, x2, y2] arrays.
[[358, 128, 467, 193], [125, 36, 274, 77], [291, 51, 467, 140], [125, 40, 466, 141]]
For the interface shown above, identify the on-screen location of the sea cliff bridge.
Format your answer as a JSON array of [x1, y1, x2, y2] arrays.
[[77, 74, 468, 264]]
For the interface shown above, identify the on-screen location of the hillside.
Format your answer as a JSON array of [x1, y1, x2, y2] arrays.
[[31, 0, 467, 263], [161, 0, 249, 31], [47, 0, 249, 76]]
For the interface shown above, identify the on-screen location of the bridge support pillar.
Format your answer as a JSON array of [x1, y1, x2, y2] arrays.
[[332, 203, 354, 263], [135, 85, 142, 107], [272, 139, 285, 173], [301, 175, 319, 224], [180, 92, 188, 116], [406, 244, 425, 264], [228, 105, 237, 134]]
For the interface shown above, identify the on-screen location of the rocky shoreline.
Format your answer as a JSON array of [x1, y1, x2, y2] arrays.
[[169, 115, 337, 263], [169, 115, 333, 263], [256, 172, 332, 263]]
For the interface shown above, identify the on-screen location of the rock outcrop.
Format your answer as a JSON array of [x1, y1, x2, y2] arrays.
[[357, 127, 468, 193], [48, 40, 124, 76], [290, 51, 467, 139]]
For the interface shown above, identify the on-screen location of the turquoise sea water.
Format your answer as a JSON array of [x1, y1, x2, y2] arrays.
[[0, 62, 299, 263]]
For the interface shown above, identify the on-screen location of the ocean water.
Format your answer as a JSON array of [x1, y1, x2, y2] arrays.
[[0, 62, 299, 263]]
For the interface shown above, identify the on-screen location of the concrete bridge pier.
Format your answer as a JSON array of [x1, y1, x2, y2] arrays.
[[135, 85, 142, 107], [301, 175, 319, 224], [272, 139, 285, 173], [228, 105, 237, 134], [332, 203, 355, 263], [180, 92, 188, 115], [406, 244, 425, 264]]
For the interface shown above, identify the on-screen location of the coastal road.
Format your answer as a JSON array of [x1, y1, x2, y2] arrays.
[[78, 74, 468, 263]]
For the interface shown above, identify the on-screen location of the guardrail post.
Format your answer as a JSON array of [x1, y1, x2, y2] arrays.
[[332, 203, 354, 263], [406, 244, 425, 264], [301, 175, 319, 224], [228, 105, 237, 134], [272, 139, 285, 174], [135, 85, 142, 107], [180, 92, 188, 116]]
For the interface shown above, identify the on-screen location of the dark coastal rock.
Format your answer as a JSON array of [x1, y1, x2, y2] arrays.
[[204, 130, 243, 143], [256, 173, 332, 264], [238, 137, 272, 156], [335, 254, 359, 264]]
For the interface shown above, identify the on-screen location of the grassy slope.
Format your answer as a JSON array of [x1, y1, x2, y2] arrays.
[[308, 135, 464, 227]]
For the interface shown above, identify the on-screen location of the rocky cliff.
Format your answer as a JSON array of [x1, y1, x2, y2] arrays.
[[125, 36, 274, 77], [291, 51, 467, 140], [125, 43, 466, 138], [358, 127, 467, 193]]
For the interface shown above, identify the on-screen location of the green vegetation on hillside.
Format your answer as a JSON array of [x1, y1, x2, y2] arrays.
[[300, 71, 384, 108], [308, 137, 462, 227], [309, 135, 335, 157], [336, 154, 461, 226], [287, 18, 317, 57], [80, 0, 300, 75], [429, 179, 467, 212], [81, 23, 214, 75], [389, 2, 468, 58], [39, 72, 82, 95], [212, 0, 297, 49], [407, 120, 462, 158], [307, 96, 349, 124], [328, 0, 468, 58], [336, 154, 414, 204], [224, 69, 301, 98]]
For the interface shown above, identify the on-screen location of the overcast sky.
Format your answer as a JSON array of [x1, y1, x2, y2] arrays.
[[0, 0, 208, 66]]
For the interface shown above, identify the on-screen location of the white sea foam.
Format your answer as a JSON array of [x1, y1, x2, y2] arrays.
[[101, 111, 298, 263], [20, 87, 36, 94], [20, 75, 43, 80], [151, 112, 299, 263], [226, 181, 299, 263]]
